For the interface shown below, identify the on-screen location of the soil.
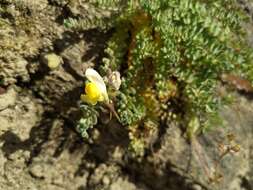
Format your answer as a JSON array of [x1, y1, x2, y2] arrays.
[[0, 1, 253, 190]]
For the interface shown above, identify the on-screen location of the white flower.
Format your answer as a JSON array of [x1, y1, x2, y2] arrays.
[[81, 68, 109, 105], [108, 71, 121, 90]]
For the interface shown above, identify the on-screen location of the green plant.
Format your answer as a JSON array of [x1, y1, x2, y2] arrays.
[[76, 105, 99, 138], [71, 0, 253, 154]]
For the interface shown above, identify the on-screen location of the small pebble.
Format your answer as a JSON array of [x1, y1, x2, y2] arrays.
[[102, 176, 110, 185], [43, 53, 63, 69]]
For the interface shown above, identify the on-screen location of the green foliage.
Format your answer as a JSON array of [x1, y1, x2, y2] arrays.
[[101, 23, 130, 72], [64, 0, 127, 31], [64, 17, 107, 31], [73, 0, 253, 153], [89, 0, 124, 9], [117, 91, 146, 126], [76, 105, 98, 138]]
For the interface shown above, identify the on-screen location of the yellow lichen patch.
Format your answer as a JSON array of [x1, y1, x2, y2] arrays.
[[128, 120, 158, 156], [158, 80, 178, 103], [44, 53, 62, 69], [131, 11, 151, 31], [141, 88, 161, 120]]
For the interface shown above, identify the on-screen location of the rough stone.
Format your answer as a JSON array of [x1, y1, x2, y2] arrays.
[[0, 1, 252, 190], [0, 87, 17, 111], [0, 57, 29, 85]]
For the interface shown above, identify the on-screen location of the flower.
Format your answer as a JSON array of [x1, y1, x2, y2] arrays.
[[81, 68, 109, 105], [108, 71, 121, 90]]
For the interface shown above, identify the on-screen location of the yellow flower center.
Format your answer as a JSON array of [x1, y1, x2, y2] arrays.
[[85, 82, 101, 100], [81, 82, 104, 105]]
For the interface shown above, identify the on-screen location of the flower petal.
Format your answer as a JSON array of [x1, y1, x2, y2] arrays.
[[85, 82, 101, 100], [80, 94, 98, 105], [85, 68, 109, 102]]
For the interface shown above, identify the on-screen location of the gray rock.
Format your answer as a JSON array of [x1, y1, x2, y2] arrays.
[[0, 88, 17, 111]]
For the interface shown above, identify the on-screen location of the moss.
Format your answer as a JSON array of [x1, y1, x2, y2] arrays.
[[73, 0, 253, 155]]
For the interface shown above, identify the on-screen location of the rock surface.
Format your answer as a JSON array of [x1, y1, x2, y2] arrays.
[[0, 1, 252, 190]]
